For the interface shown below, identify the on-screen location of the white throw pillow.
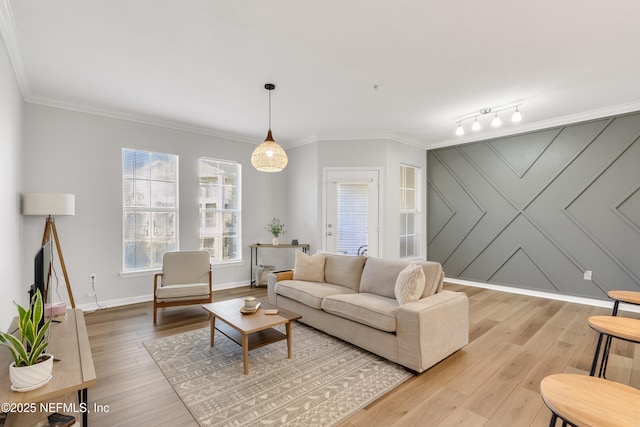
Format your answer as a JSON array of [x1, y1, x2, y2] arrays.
[[394, 263, 426, 305], [292, 251, 326, 282]]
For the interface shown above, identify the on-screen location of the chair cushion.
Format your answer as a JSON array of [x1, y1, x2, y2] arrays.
[[275, 280, 356, 309], [321, 293, 398, 332], [155, 282, 210, 300], [394, 263, 426, 305], [323, 253, 367, 291], [161, 251, 210, 285], [292, 251, 326, 282]]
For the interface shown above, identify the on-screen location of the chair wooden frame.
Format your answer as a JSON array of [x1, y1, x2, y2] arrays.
[[153, 257, 212, 325]]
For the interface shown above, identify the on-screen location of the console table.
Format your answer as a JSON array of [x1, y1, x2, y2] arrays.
[[0, 309, 96, 427], [249, 243, 309, 287]]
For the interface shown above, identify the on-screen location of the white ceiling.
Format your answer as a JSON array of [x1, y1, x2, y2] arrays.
[[2, 0, 640, 149]]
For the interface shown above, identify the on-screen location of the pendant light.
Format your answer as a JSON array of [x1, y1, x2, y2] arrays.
[[251, 83, 288, 172]]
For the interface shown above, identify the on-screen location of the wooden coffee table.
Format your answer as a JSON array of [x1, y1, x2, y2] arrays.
[[202, 299, 301, 374]]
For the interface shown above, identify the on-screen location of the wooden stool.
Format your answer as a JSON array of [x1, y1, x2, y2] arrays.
[[608, 290, 640, 316], [599, 291, 640, 377], [541, 373, 640, 426], [588, 315, 640, 378]]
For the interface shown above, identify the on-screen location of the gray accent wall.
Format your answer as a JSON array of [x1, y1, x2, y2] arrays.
[[427, 112, 640, 300]]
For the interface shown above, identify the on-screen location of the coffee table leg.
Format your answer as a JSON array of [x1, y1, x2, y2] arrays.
[[210, 315, 216, 347], [242, 334, 249, 374], [286, 321, 292, 358]]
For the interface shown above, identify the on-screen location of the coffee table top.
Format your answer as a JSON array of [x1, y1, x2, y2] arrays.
[[202, 298, 301, 334]]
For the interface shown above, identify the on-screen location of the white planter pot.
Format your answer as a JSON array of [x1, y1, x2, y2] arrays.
[[272, 237, 280, 246], [9, 353, 54, 391]]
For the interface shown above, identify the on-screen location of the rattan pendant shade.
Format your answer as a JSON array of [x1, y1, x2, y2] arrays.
[[251, 129, 288, 172], [251, 83, 288, 172]]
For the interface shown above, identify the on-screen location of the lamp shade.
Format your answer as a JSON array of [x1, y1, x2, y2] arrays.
[[23, 193, 75, 216], [251, 130, 288, 172]]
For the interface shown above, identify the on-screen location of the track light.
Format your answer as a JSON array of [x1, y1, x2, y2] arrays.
[[455, 104, 523, 136], [492, 113, 502, 127], [512, 106, 522, 122]]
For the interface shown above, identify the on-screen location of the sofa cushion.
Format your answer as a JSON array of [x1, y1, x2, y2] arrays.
[[321, 293, 399, 332], [323, 253, 367, 291], [394, 263, 426, 304], [292, 251, 326, 282], [360, 257, 444, 299], [275, 280, 356, 309]]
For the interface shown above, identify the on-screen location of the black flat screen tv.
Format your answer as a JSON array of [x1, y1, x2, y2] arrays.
[[30, 239, 52, 315]]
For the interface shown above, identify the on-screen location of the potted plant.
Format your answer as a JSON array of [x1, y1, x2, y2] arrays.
[[266, 217, 286, 245], [0, 290, 53, 391]]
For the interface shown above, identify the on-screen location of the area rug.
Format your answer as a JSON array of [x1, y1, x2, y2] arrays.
[[144, 322, 413, 426]]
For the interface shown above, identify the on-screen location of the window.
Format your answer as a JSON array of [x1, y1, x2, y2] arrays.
[[199, 158, 241, 263], [400, 164, 420, 258], [122, 148, 178, 271]]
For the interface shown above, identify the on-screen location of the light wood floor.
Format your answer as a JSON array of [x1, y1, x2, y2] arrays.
[[83, 284, 640, 426]]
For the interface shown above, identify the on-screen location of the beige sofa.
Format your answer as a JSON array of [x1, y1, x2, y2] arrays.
[[267, 253, 468, 373]]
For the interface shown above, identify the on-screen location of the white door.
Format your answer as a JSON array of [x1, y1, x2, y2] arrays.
[[323, 169, 380, 256]]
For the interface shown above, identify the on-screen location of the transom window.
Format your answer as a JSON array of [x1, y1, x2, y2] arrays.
[[199, 158, 241, 263], [122, 148, 178, 271]]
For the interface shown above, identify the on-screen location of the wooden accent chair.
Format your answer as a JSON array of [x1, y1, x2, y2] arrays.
[[153, 250, 212, 325]]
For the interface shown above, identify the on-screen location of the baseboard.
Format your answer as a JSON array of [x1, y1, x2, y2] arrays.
[[445, 277, 640, 314], [76, 281, 251, 311]]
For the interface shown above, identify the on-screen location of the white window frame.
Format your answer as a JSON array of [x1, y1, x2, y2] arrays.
[[122, 148, 179, 272], [198, 157, 242, 264], [400, 164, 421, 259]]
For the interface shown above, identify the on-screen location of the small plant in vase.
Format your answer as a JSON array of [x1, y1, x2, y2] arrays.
[[266, 217, 286, 245], [0, 290, 54, 391]]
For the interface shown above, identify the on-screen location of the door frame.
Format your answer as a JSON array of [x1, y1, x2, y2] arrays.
[[321, 167, 383, 256]]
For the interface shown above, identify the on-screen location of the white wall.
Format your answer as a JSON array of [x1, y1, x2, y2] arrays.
[[22, 104, 288, 309], [287, 138, 427, 260], [0, 35, 24, 330]]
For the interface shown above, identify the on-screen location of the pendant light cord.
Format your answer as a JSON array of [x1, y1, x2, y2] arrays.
[[268, 88, 272, 130]]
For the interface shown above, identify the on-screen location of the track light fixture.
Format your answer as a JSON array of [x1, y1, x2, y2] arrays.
[[455, 104, 523, 136]]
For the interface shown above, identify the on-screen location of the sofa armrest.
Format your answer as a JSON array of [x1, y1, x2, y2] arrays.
[[396, 290, 469, 373], [267, 270, 294, 304]]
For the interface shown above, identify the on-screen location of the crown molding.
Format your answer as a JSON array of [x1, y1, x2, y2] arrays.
[[429, 100, 640, 150], [25, 93, 260, 145], [288, 132, 428, 150], [0, 0, 30, 97]]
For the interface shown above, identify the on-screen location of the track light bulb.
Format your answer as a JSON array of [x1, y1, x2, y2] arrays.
[[455, 123, 465, 136], [512, 107, 522, 122], [471, 117, 481, 131], [492, 113, 502, 127]]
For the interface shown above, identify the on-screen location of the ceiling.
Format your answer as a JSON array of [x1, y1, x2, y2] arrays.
[[2, 0, 640, 149]]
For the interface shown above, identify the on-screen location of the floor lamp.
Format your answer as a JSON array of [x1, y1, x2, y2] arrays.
[[23, 192, 76, 308]]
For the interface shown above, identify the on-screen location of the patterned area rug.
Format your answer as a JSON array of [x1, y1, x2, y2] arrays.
[[144, 322, 413, 426]]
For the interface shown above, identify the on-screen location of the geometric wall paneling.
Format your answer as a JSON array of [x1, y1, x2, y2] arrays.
[[459, 119, 609, 210], [489, 247, 557, 292], [487, 129, 560, 179], [615, 184, 640, 235], [564, 127, 640, 291], [427, 151, 486, 265], [427, 111, 640, 300], [426, 182, 455, 243]]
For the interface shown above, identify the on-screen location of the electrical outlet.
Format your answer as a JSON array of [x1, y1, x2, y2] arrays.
[[584, 270, 592, 280]]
